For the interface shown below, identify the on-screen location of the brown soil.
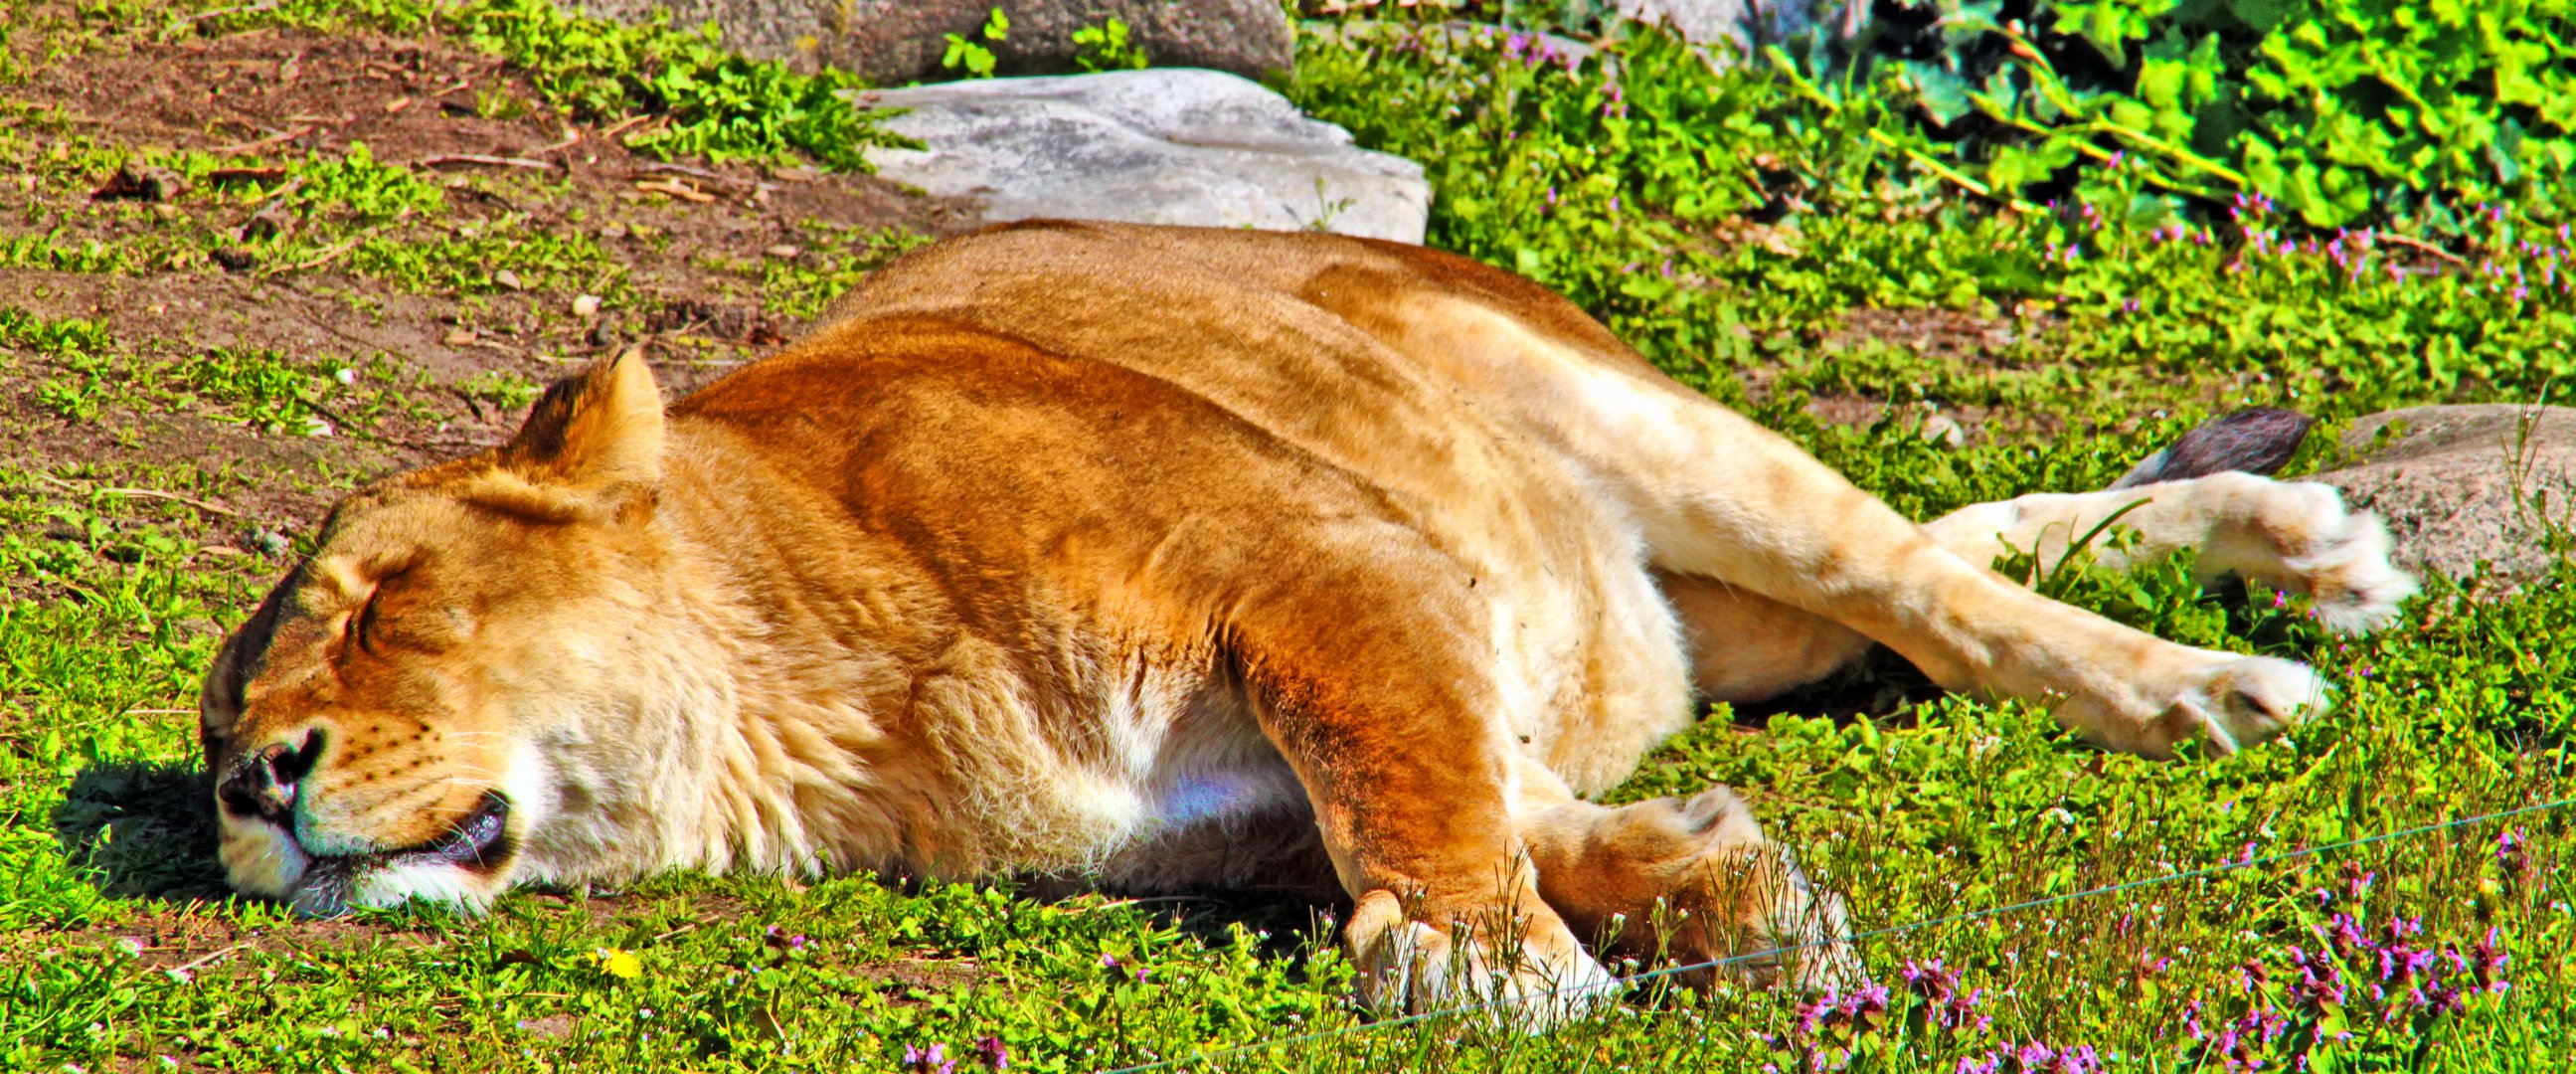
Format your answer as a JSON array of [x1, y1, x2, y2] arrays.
[[0, 9, 978, 571]]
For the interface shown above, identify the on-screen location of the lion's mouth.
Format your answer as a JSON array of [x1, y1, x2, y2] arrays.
[[286, 791, 515, 918]]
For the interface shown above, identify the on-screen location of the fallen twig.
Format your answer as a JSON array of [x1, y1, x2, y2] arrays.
[[419, 153, 557, 172], [633, 177, 716, 203], [166, 942, 255, 977], [631, 161, 731, 183], [258, 233, 369, 277], [175, 0, 280, 26], [2370, 231, 2470, 267], [596, 113, 654, 139], [205, 125, 312, 155], [32, 473, 247, 520], [632, 161, 776, 194], [613, 115, 671, 147]]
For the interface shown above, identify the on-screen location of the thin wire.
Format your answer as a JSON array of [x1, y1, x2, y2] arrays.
[[1099, 796, 2573, 1074]]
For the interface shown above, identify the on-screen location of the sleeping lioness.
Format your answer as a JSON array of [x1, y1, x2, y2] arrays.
[[200, 222, 2413, 1020]]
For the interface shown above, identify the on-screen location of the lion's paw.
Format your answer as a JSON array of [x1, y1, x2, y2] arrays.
[[2160, 653, 2334, 757], [1344, 889, 1620, 1032], [2211, 477, 2418, 634], [2276, 493, 2418, 635]]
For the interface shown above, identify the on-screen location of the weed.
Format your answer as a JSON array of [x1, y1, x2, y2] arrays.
[[942, 7, 1009, 79], [1072, 17, 1148, 73], [455, 367, 541, 411], [761, 222, 932, 320], [216, 0, 904, 171], [176, 346, 328, 436]]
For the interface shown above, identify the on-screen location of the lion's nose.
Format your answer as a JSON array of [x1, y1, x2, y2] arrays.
[[218, 729, 324, 823]]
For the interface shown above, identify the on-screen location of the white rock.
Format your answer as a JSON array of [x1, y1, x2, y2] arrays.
[[857, 69, 1431, 244], [1617, 0, 1848, 56]]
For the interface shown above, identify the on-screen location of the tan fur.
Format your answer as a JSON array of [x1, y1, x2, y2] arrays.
[[202, 222, 2409, 1020]]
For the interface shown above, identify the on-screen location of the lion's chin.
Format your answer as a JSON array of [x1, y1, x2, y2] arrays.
[[309, 856, 502, 918], [216, 796, 517, 918]]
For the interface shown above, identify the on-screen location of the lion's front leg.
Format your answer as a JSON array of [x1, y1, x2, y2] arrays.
[[1223, 559, 1618, 1029], [1272, 693, 1618, 1028]]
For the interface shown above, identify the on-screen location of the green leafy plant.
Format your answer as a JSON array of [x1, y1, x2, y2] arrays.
[[1846, 0, 2576, 231], [235, 0, 901, 171], [176, 346, 328, 436], [1072, 16, 1148, 72], [273, 140, 446, 221], [943, 7, 1011, 79]]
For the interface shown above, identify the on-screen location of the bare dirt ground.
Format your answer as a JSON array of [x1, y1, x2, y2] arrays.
[[0, 11, 977, 569]]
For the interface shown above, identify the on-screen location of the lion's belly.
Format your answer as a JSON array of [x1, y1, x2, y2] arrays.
[[1019, 536, 1692, 890], [1037, 674, 1320, 890]]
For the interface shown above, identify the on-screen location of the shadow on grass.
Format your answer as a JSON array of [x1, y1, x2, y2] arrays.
[[51, 758, 231, 902], [1734, 646, 1946, 729]]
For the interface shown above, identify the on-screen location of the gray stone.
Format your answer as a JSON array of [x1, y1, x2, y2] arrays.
[[856, 69, 1432, 243], [1615, 0, 1854, 56], [2313, 405, 2576, 587], [569, 0, 1292, 86]]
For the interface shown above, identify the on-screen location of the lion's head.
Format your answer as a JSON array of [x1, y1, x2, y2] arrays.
[[201, 351, 678, 915]]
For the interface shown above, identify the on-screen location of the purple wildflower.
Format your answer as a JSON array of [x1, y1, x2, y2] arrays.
[[2473, 928, 2511, 994], [975, 1035, 1010, 1070], [904, 1043, 955, 1074], [2237, 959, 2269, 993], [1902, 959, 1955, 1000]]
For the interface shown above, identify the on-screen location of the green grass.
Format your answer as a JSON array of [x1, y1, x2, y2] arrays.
[[3, 4, 2573, 1073]]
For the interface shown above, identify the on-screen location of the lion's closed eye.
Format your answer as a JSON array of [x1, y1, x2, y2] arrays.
[[341, 562, 417, 660], [350, 586, 386, 657]]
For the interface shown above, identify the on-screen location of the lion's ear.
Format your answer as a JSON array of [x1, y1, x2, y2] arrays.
[[500, 346, 663, 491]]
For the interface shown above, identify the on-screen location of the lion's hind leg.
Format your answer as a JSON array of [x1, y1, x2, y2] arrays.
[[1510, 761, 1854, 990], [1589, 390, 2334, 757]]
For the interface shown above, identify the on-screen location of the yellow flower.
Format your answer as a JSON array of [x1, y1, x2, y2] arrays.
[[592, 947, 642, 980]]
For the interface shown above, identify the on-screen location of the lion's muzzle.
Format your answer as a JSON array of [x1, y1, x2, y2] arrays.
[[215, 721, 518, 917], [215, 728, 324, 826], [277, 792, 516, 917]]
